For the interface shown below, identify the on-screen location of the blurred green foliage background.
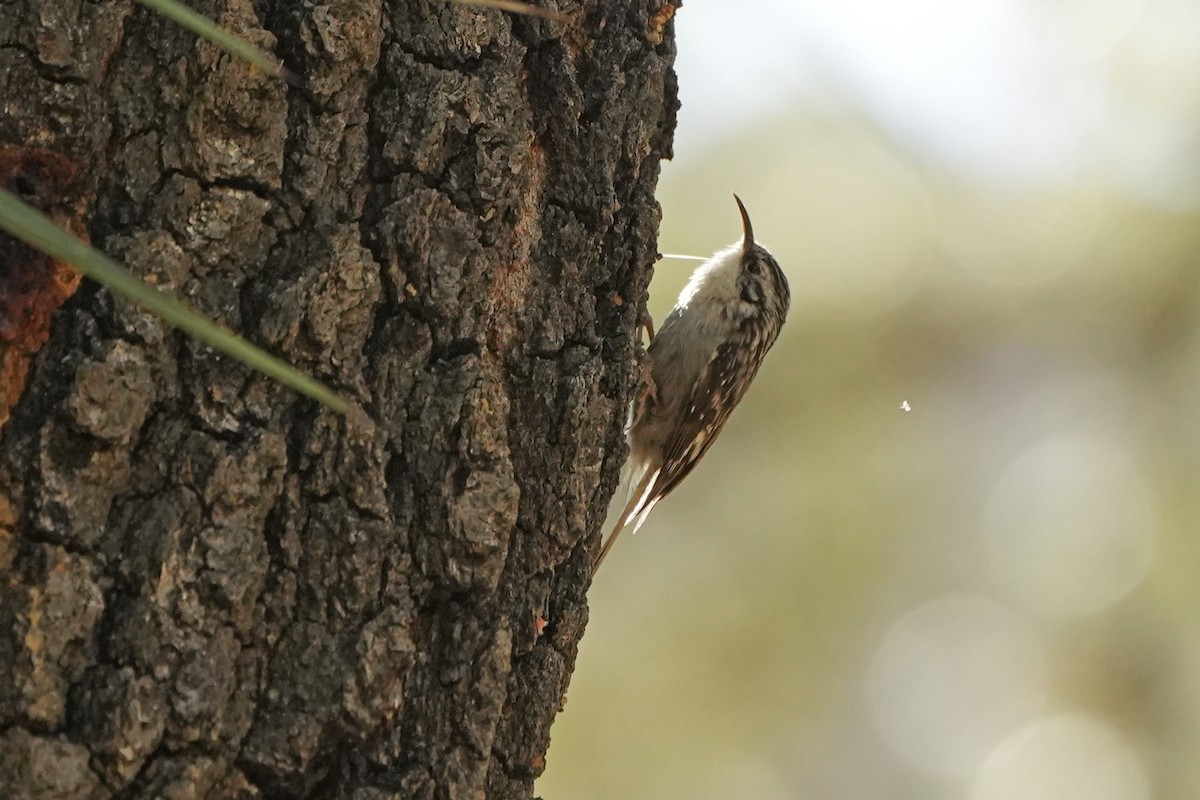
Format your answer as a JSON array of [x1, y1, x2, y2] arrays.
[[540, 1, 1200, 798]]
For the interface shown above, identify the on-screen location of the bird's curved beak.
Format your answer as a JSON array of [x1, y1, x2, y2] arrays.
[[734, 194, 754, 253]]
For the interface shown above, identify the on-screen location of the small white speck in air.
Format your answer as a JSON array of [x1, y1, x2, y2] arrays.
[[900, 401, 912, 412]]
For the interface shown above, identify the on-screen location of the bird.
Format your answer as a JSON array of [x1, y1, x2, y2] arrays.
[[593, 195, 790, 575]]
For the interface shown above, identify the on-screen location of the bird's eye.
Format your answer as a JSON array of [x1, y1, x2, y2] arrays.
[[744, 258, 759, 275]]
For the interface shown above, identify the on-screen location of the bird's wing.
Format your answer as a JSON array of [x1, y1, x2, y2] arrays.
[[646, 340, 745, 504]]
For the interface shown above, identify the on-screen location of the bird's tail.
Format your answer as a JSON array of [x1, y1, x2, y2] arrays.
[[592, 463, 661, 576]]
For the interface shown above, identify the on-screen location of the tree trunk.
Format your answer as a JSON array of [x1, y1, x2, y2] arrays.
[[0, 1, 677, 797]]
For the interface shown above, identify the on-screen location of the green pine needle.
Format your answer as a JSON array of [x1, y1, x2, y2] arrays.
[[450, 0, 569, 22], [134, 0, 299, 85], [0, 187, 351, 415]]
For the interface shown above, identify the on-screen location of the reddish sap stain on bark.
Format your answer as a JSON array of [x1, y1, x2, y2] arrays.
[[0, 146, 88, 428]]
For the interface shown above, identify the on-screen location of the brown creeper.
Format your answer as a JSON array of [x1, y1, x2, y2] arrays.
[[594, 195, 790, 574]]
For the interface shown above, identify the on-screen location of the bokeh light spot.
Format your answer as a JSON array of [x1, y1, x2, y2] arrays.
[[972, 714, 1150, 800], [868, 595, 1047, 775], [773, 139, 934, 314], [938, 188, 1103, 287], [981, 434, 1158, 620]]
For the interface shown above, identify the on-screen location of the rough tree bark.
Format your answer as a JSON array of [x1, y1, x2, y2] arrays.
[[0, 0, 677, 797]]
